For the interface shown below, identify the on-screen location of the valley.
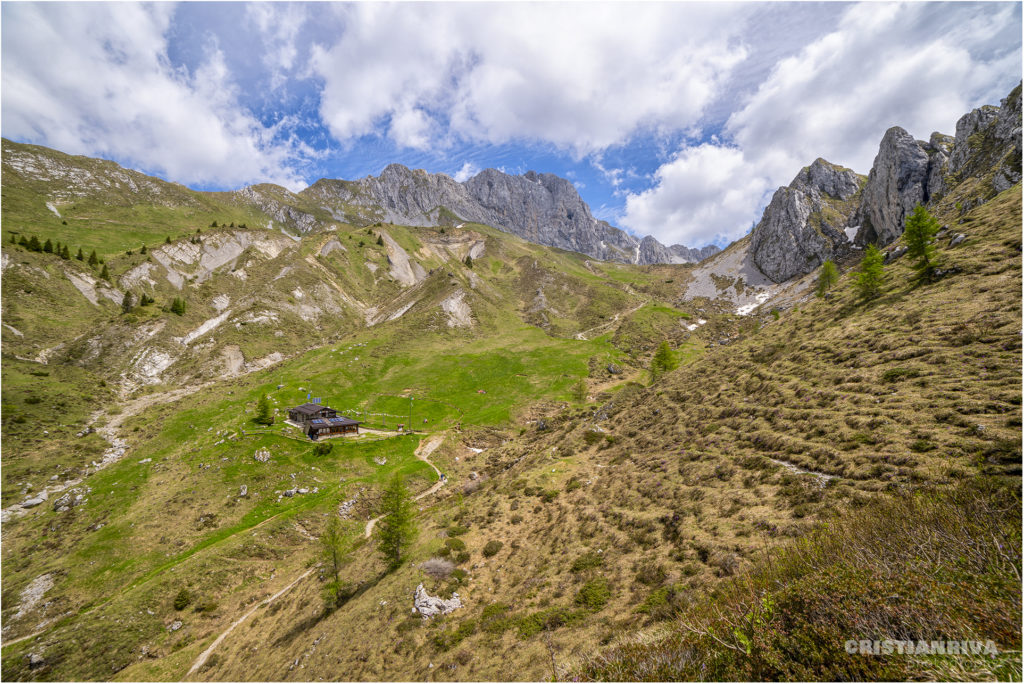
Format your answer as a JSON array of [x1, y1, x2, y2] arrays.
[[1, 84, 1021, 682]]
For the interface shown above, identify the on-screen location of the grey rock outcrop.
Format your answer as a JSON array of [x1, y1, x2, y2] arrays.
[[749, 159, 864, 283], [412, 583, 462, 619], [851, 127, 947, 248], [302, 164, 713, 265], [946, 82, 1022, 195]]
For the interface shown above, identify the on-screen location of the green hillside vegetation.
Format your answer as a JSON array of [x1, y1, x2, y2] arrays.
[[0, 131, 1019, 683]]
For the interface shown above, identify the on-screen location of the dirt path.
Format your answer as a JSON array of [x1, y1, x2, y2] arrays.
[[187, 567, 317, 676], [364, 434, 445, 539], [575, 298, 648, 341], [1, 382, 213, 524]]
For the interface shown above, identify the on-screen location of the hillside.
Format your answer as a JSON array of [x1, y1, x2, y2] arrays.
[[1, 85, 1021, 683]]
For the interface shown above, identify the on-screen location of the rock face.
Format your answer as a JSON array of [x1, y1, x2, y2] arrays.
[[946, 83, 1022, 195], [749, 159, 864, 283], [851, 127, 948, 248], [412, 583, 462, 619], [302, 164, 715, 265]]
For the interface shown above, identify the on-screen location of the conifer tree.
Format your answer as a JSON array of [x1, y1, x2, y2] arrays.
[[28, 236, 42, 252], [19, 236, 29, 248], [904, 204, 940, 282], [9, 233, 15, 244], [140, 245, 147, 254], [43, 238, 53, 253], [377, 475, 417, 570], [320, 517, 353, 609], [464, 255, 473, 269], [100, 264, 110, 281], [255, 394, 274, 425], [61, 245, 70, 260], [651, 340, 679, 380], [121, 291, 134, 314], [854, 244, 885, 300], [816, 259, 839, 297], [76, 247, 85, 261], [88, 250, 99, 267]]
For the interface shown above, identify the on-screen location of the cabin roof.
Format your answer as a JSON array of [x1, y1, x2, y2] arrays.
[[310, 416, 361, 427], [292, 403, 331, 415]]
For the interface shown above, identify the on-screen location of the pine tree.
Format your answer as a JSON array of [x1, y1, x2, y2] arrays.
[[376, 235, 384, 246], [904, 204, 940, 282], [464, 255, 473, 269], [854, 244, 885, 300], [76, 247, 85, 261], [9, 233, 16, 244], [121, 291, 134, 314], [28, 236, 42, 252], [165, 236, 172, 244], [170, 297, 186, 316], [816, 259, 839, 297], [572, 378, 588, 403], [377, 475, 417, 570], [43, 238, 53, 253], [19, 236, 29, 248], [320, 517, 353, 609], [651, 340, 679, 380], [255, 394, 274, 425], [55, 241, 62, 254], [88, 250, 99, 267], [60, 245, 70, 260], [140, 245, 147, 254], [100, 264, 110, 281], [210, 221, 217, 228]]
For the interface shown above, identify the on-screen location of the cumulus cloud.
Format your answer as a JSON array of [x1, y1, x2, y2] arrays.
[[622, 2, 1021, 247], [310, 3, 749, 155], [452, 161, 479, 183], [622, 145, 772, 247], [1, 3, 306, 189]]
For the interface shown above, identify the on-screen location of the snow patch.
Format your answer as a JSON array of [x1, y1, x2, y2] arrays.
[[736, 292, 771, 316], [4, 322, 25, 337], [844, 225, 859, 243], [45, 202, 61, 218]]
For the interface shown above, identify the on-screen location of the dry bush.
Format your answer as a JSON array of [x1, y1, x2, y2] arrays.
[[422, 558, 456, 580]]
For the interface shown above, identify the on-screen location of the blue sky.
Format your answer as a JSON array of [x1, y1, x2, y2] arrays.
[[2, 2, 1020, 248]]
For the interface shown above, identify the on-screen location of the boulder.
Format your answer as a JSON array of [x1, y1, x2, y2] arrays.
[[412, 583, 462, 619]]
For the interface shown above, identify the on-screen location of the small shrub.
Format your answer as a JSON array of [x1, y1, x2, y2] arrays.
[[571, 552, 604, 573], [313, 442, 333, 456], [881, 367, 920, 383], [575, 577, 612, 611], [482, 540, 503, 557], [173, 589, 191, 610], [446, 525, 469, 537], [445, 537, 466, 552]]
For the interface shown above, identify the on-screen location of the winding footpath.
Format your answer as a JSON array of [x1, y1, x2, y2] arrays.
[[574, 297, 649, 341], [187, 433, 447, 678], [364, 434, 445, 538]]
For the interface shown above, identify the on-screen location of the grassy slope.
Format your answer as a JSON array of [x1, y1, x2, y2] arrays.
[[1, 136, 1017, 681], [143, 185, 1019, 683]]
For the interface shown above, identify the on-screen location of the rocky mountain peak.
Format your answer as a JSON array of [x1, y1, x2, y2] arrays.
[[749, 158, 864, 283]]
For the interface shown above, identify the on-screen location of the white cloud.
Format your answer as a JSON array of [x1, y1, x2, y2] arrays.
[[622, 2, 1021, 247], [246, 3, 308, 89], [1, 3, 306, 190], [622, 145, 772, 247], [452, 161, 479, 183], [310, 3, 749, 155]]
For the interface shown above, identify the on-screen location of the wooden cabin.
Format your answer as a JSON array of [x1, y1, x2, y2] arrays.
[[288, 402, 361, 439]]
